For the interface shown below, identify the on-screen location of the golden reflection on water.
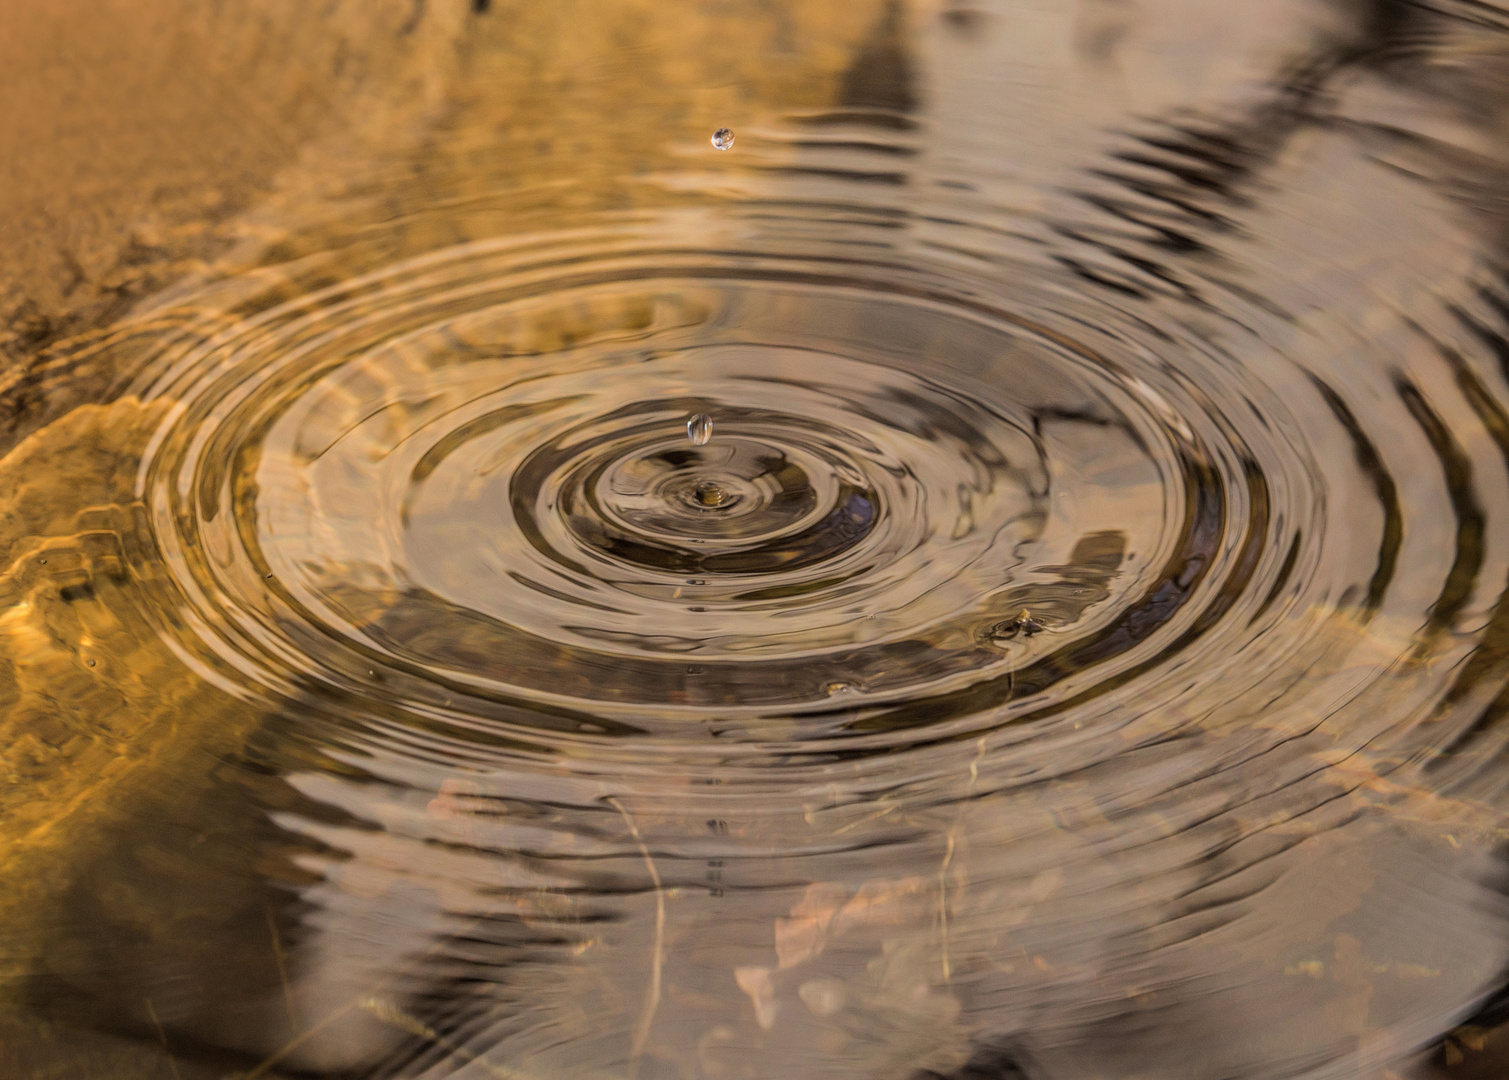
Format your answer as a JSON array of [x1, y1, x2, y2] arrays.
[[6, 1, 1509, 1078], [2, 2, 887, 1074]]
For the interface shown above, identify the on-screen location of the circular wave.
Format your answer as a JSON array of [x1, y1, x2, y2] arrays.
[[132, 230, 1313, 755]]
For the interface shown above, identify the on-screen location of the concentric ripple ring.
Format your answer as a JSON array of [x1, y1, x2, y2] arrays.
[[132, 233, 1303, 757]]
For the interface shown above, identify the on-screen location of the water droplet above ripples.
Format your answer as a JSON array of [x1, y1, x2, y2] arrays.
[[711, 126, 735, 150], [687, 411, 713, 445]]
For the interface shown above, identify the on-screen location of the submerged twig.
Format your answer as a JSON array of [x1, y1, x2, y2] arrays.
[[940, 736, 989, 985], [240, 998, 366, 1079], [360, 996, 539, 1080], [608, 796, 665, 1073], [144, 998, 183, 1080], [267, 906, 296, 1029], [939, 830, 956, 983], [241, 837, 523, 1077]]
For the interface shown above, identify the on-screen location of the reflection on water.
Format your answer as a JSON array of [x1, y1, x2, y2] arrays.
[[7, 0, 1509, 1077]]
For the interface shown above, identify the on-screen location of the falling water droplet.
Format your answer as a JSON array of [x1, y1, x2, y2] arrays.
[[687, 413, 713, 445], [711, 127, 735, 151]]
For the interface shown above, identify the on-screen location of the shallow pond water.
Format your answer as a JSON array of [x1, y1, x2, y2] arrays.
[[6, 1, 1509, 1078]]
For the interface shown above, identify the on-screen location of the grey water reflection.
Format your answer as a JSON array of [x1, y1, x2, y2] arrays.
[[6, 1, 1509, 1078]]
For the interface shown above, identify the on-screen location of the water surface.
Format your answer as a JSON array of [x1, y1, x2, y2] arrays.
[[6, 2, 1509, 1078]]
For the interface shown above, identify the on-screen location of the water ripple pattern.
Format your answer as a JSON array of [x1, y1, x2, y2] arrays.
[[136, 231, 1291, 754], [8, 2, 1509, 1079]]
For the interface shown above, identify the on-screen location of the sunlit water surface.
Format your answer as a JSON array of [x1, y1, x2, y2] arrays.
[[8, 2, 1509, 1078]]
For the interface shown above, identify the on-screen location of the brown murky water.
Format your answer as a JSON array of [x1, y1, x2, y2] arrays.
[[7, 2, 1509, 1078]]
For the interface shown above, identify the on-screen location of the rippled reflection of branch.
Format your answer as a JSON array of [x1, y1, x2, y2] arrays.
[[608, 795, 665, 1074]]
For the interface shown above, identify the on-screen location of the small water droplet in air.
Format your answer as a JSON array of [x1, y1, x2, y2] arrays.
[[687, 413, 713, 445], [711, 128, 735, 151]]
